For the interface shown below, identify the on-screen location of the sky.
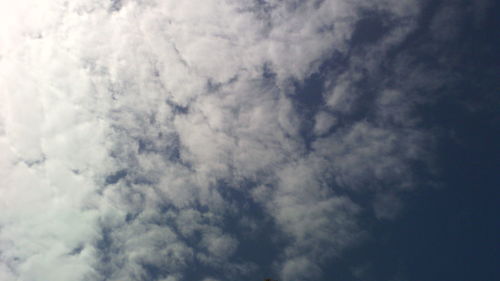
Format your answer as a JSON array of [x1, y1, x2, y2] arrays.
[[0, 1, 498, 281]]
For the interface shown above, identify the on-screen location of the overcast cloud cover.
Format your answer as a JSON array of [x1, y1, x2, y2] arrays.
[[0, 0, 497, 281]]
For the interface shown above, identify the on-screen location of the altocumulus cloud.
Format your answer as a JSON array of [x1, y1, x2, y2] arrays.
[[0, 0, 439, 280]]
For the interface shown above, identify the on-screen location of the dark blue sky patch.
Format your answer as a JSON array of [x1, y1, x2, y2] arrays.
[[350, 13, 390, 47], [261, 61, 277, 81], [68, 245, 84, 256], [166, 100, 189, 115], [293, 72, 325, 111], [104, 169, 127, 185], [137, 138, 155, 154], [290, 50, 351, 149], [94, 225, 118, 280], [135, 131, 183, 165], [124, 212, 138, 224]]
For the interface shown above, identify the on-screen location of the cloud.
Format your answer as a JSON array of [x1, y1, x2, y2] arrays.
[[0, 0, 440, 280], [281, 257, 322, 281], [313, 110, 337, 136]]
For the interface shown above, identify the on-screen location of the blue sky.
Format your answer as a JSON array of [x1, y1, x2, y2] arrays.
[[0, 1, 498, 281]]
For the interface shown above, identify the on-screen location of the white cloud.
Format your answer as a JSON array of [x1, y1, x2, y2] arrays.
[[281, 256, 322, 281], [0, 0, 436, 280], [314, 111, 337, 136]]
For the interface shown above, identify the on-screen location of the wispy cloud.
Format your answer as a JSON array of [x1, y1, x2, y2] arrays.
[[0, 0, 441, 280]]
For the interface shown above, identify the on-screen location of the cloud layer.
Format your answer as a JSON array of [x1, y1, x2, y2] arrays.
[[0, 0, 439, 280]]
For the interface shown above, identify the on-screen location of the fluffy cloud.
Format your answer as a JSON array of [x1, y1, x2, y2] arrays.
[[0, 0, 438, 280]]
